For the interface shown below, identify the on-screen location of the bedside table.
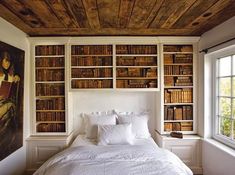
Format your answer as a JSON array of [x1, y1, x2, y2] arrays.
[[155, 131, 202, 174]]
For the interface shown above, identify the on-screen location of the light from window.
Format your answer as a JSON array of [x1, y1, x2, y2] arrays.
[[216, 55, 235, 146]]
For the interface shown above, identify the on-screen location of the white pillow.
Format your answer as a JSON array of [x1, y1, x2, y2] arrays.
[[98, 124, 134, 145], [85, 114, 116, 139], [117, 114, 150, 139]]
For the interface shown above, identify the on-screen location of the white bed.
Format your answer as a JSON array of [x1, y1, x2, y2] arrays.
[[34, 135, 193, 175]]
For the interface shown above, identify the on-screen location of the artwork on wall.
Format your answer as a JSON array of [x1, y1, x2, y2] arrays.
[[0, 41, 24, 161]]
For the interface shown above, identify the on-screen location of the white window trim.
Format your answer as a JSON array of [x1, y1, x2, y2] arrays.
[[211, 46, 235, 149]]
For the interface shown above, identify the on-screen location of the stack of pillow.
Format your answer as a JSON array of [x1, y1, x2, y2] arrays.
[[83, 110, 150, 145]]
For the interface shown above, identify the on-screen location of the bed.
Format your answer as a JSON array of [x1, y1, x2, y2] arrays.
[[34, 112, 193, 175]]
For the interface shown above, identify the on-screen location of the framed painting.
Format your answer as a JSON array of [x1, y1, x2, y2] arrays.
[[0, 41, 24, 161]]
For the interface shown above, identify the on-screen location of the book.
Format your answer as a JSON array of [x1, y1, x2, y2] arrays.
[[0, 81, 13, 99]]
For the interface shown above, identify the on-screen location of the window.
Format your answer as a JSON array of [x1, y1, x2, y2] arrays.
[[214, 54, 235, 148]]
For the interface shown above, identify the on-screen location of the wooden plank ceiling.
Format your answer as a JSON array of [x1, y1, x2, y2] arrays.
[[0, 0, 235, 36]]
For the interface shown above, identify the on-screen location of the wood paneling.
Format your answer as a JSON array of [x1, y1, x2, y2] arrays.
[[118, 0, 135, 28], [0, 0, 234, 36], [97, 0, 120, 28]]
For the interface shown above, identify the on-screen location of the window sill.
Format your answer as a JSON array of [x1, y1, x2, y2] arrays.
[[203, 138, 235, 157]]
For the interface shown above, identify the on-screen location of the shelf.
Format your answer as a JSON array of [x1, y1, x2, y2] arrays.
[[116, 54, 157, 57], [35, 55, 65, 58], [36, 110, 65, 112], [163, 52, 193, 54], [36, 121, 65, 124], [116, 77, 157, 80], [164, 103, 193, 105], [71, 54, 112, 57], [71, 66, 112, 68], [71, 77, 113, 80], [164, 86, 193, 88], [164, 75, 192, 77], [35, 81, 65, 83], [164, 120, 193, 123], [164, 63, 192, 66], [35, 67, 64, 69], [116, 66, 158, 68], [36, 96, 65, 98]]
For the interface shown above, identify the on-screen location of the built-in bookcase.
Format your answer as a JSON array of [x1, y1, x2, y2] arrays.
[[116, 45, 158, 88], [163, 44, 195, 133], [70, 44, 159, 90], [34, 45, 66, 133], [71, 45, 113, 89]]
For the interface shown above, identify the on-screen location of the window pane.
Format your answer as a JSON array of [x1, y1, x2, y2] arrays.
[[233, 99, 235, 119], [233, 55, 235, 75], [233, 78, 235, 97], [219, 77, 231, 96], [234, 120, 235, 139], [218, 56, 231, 77], [220, 117, 232, 137], [219, 97, 231, 117]]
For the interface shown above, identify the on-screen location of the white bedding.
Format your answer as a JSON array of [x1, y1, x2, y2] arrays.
[[34, 136, 192, 175]]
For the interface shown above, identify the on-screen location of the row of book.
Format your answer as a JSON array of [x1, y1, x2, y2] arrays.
[[71, 80, 112, 88], [164, 54, 193, 64], [37, 123, 65, 132], [36, 45, 65, 56], [71, 56, 112, 66], [116, 80, 157, 88], [71, 45, 112, 55], [72, 68, 112, 78], [35, 57, 64, 67], [36, 112, 65, 121], [164, 65, 192, 75], [36, 98, 65, 110], [116, 68, 157, 77], [36, 69, 64, 81], [163, 45, 193, 53], [36, 83, 64, 96], [164, 106, 193, 120], [164, 122, 193, 131], [164, 77, 193, 86], [116, 56, 157, 66], [116, 45, 157, 54], [164, 88, 193, 103]]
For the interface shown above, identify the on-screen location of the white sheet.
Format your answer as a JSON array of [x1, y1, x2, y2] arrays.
[[34, 136, 192, 175]]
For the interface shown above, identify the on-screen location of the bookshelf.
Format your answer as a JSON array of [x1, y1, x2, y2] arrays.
[[163, 44, 195, 134], [116, 45, 158, 89], [71, 45, 113, 89], [34, 45, 66, 133]]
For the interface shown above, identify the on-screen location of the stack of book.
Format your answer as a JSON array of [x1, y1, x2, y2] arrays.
[[36, 45, 64, 55], [164, 88, 193, 103], [116, 45, 157, 54], [71, 80, 112, 89], [71, 68, 112, 78], [36, 112, 65, 121], [36, 69, 64, 81], [37, 123, 65, 132], [36, 83, 64, 96], [71, 45, 112, 55], [71, 56, 112, 66], [164, 106, 193, 120], [36, 98, 65, 110]]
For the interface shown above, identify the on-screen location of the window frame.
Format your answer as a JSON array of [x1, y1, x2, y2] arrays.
[[212, 50, 235, 149]]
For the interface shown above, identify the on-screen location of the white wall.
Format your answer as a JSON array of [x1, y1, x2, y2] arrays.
[[198, 16, 235, 175], [72, 91, 158, 136], [0, 18, 29, 175]]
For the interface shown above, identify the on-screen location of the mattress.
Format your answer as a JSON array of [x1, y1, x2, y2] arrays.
[[34, 135, 193, 175]]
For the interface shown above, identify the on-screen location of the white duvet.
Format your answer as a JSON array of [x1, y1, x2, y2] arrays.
[[34, 139, 192, 175]]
